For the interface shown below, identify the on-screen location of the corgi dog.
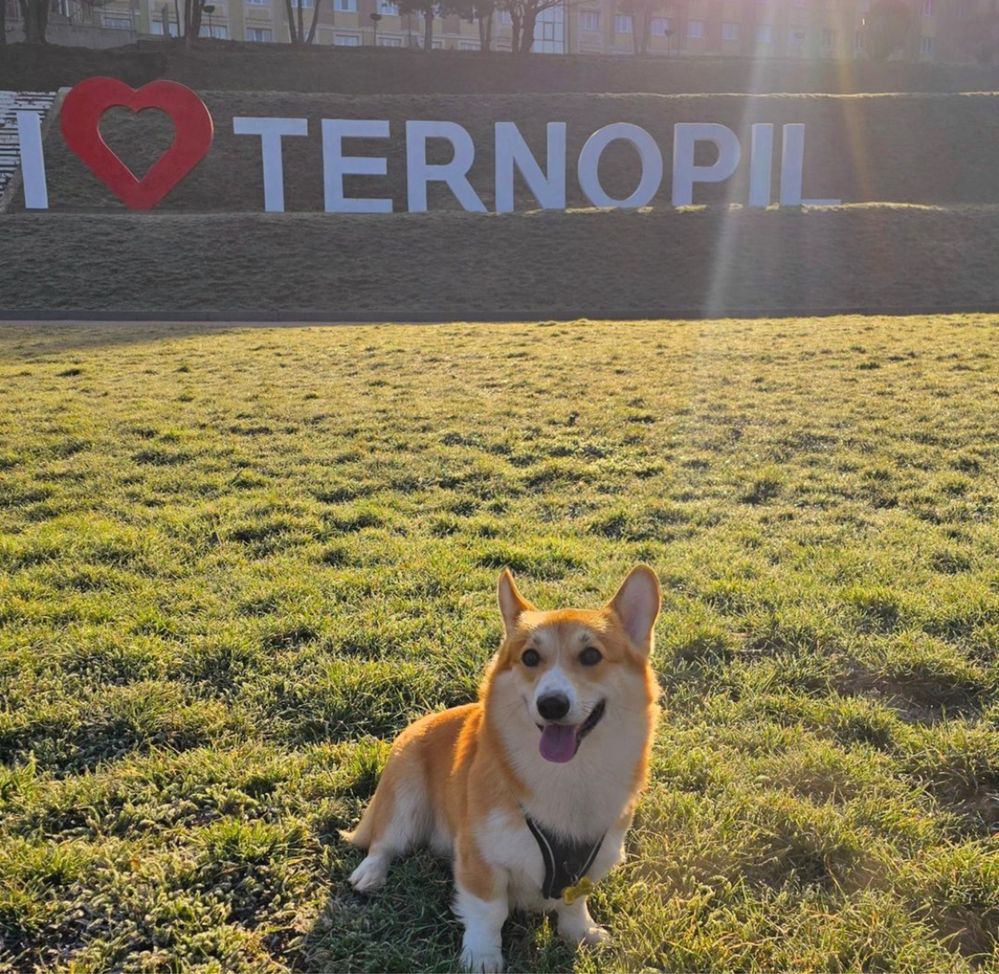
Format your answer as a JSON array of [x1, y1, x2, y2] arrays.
[[341, 565, 661, 973]]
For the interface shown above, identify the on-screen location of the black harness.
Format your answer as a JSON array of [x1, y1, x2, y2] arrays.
[[524, 813, 605, 900]]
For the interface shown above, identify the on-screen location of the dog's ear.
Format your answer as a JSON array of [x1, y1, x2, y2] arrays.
[[608, 565, 661, 657], [497, 568, 533, 637]]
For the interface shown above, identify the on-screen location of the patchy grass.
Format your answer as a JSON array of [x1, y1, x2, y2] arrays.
[[0, 315, 997, 973], [6, 207, 999, 317]]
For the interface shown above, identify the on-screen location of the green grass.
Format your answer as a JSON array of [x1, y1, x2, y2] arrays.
[[0, 315, 997, 973]]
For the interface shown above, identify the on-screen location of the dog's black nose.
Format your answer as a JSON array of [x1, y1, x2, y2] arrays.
[[537, 692, 570, 721]]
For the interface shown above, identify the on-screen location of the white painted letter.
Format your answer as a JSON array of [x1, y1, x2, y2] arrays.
[[494, 121, 566, 213], [233, 116, 308, 213], [748, 123, 774, 208], [577, 123, 663, 209], [17, 111, 48, 210], [779, 124, 841, 207], [322, 119, 392, 214], [406, 120, 486, 213], [671, 122, 741, 206]]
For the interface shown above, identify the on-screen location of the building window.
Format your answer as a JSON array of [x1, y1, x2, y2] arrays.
[[614, 14, 631, 33], [334, 31, 360, 43], [378, 35, 403, 44], [687, 18, 703, 38], [380, 0, 398, 12], [721, 21, 738, 41], [199, 23, 228, 35], [334, 0, 357, 11], [499, 9, 511, 24], [103, 14, 132, 27], [458, 39, 479, 49], [246, 26, 272, 39], [922, 0, 932, 14], [246, 0, 268, 6], [296, 0, 313, 7], [580, 9, 599, 31], [150, 19, 179, 35], [756, 22, 772, 43], [920, 34, 933, 53], [534, 3, 564, 54], [650, 16, 669, 35], [432, 37, 444, 47]]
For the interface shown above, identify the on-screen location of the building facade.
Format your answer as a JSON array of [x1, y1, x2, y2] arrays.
[[3, 0, 993, 61]]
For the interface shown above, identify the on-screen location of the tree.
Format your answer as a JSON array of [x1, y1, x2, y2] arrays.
[[498, 0, 565, 53], [617, 0, 666, 55], [475, 0, 495, 51], [861, 0, 913, 61], [397, 0, 436, 50], [17, 0, 48, 43], [443, 0, 495, 51], [285, 0, 322, 43], [182, 0, 206, 46], [1, 0, 7, 46]]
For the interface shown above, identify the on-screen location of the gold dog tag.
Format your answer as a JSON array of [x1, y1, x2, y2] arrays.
[[562, 877, 594, 904]]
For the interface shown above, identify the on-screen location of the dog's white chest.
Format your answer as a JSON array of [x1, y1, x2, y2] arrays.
[[477, 811, 549, 908]]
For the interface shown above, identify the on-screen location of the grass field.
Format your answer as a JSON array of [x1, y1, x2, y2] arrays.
[[1, 315, 997, 973]]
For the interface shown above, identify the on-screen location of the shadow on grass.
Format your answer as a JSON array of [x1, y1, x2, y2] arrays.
[[300, 843, 580, 973], [0, 322, 323, 359]]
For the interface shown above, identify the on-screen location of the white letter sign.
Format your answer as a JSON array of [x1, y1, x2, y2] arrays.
[[577, 123, 663, 209], [406, 120, 486, 213], [671, 123, 741, 206], [494, 121, 567, 213], [233, 116, 308, 213], [779, 124, 841, 206], [17, 111, 49, 210], [322, 119, 392, 214]]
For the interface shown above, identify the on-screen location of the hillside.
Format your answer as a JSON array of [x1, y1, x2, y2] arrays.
[[6, 41, 999, 96], [30, 90, 999, 213], [4, 206, 999, 318]]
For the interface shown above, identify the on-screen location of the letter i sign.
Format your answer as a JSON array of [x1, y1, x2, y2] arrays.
[[59, 77, 214, 210]]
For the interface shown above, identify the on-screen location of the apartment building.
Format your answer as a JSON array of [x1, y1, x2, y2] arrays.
[[3, 0, 986, 61]]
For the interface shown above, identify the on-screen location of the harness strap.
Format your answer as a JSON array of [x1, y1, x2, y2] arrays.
[[524, 813, 605, 900]]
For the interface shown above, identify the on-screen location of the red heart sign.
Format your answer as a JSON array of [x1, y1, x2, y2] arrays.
[[60, 77, 214, 211]]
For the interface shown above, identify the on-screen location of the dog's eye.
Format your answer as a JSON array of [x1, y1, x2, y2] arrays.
[[521, 649, 541, 667], [579, 647, 603, 666]]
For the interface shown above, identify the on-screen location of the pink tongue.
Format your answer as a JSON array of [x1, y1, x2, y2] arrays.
[[539, 724, 578, 763]]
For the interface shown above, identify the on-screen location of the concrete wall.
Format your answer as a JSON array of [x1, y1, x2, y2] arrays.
[[4, 22, 136, 48]]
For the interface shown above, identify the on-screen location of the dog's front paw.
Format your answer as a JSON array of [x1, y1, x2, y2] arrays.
[[348, 854, 388, 893], [460, 946, 505, 973], [559, 919, 610, 948], [576, 924, 610, 948]]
